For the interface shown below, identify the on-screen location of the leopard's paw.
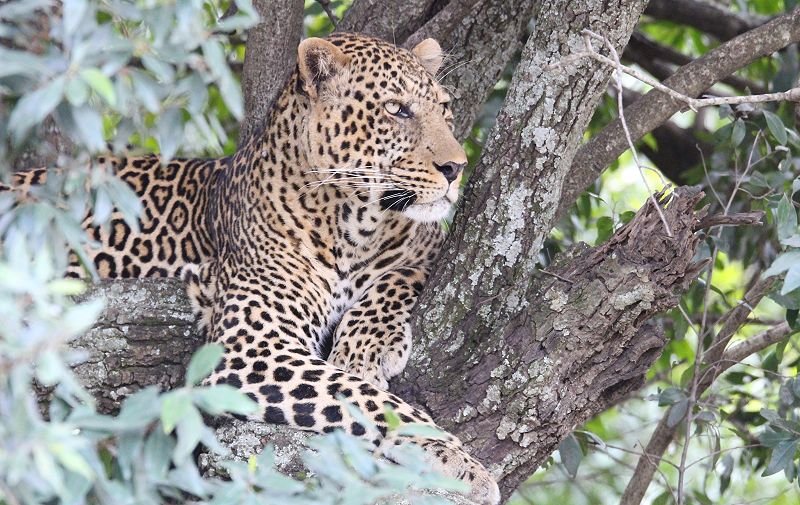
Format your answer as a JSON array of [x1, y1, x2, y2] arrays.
[[404, 438, 500, 505]]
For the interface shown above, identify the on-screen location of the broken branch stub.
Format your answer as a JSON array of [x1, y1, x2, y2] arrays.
[[394, 186, 711, 497]]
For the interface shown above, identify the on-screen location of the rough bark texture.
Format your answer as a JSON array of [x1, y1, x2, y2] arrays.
[[71, 279, 201, 414], [559, 6, 800, 222], [338, 0, 438, 42], [238, 0, 305, 143], [397, 187, 707, 497]]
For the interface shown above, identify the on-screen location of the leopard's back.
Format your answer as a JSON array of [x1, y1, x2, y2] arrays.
[[5, 155, 220, 278]]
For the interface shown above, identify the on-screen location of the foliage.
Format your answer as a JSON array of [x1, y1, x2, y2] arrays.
[[0, 2, 458, 505], [515, 1, 800, 503]]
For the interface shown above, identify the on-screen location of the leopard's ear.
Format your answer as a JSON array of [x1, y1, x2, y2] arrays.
[[411, 38, 443, 77], [297, 38, 350, 98]]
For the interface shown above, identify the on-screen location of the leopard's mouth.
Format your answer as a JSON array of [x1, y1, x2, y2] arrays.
[[379, 189, 418, 211], [378, 188, 456, 222], [401, 197, 455, 223]]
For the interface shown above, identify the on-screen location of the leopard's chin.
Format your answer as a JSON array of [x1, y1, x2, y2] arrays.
[[402, 197, 455, 223]]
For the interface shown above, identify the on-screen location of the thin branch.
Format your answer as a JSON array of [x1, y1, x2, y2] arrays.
[[316, 0, 338, 28], [695, 211, 765, 231], [559, 7, 800, 223], [555, 30, 800, 112], [719, 322, 793, 369]]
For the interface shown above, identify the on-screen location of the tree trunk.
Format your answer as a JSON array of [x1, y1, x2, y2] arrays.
[[396, 188, 708, 497], [238, 0, 305, 143], [52, 0, 757, 502]]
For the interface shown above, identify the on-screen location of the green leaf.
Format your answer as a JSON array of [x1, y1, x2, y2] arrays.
[[394, 423, 448, 439], [667, 398, 689, 428], [731, 118, 746, 146], [653, 491, 671, 505], [764, 110, 788, 145], [558, 433, 583, 478], [72, 105, 106, 152], [144, 427, 174, 479], [762, 439, 797, 477], [65, 77, 89, 106], [596, 216, 613, 244], [185, 343, 224, 386], [157, 107, 183, 162], [787, 309, 799, 330], [193, 385, 257, 416], [619, 210, 636, 224], [51, 443, 94, 480], [161, 390, 193, 433], [765, 251, 800, 277], [658, 387, 685, 406], [760, 409, 785, 427], [9, 76, 66, 141], [80, 68, 116, 107], [62, 0, 88, 37], [173, 406, 203, 464], [719, 453, 733, 495], [782, 264, 800, 295], [777, 195, 798, 245], [384, 405, 402, 431], [47, 278, 86, 296]]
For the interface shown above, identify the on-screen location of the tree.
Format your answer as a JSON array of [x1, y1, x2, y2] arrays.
[[2, 1, 800, 504]]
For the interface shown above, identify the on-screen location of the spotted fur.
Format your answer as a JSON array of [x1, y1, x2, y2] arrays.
[[7, 33, 499, 504]]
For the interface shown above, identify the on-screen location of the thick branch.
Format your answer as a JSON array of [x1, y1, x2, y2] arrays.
[[337, 0, 438, 43], [238, 0, 305, 143], [644, 0, 767, 41], [624, 32, 767, 95], [559, 7, 800, 221], [399, 1, 651, 498], [398, 187, 709, 498]]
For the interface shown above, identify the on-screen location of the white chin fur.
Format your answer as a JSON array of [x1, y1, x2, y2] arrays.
[[402, 198, 454, 222]]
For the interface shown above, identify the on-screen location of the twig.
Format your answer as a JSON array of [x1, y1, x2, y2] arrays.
[[593, 30, 674, 237], [624, 32, 767, 95], [317, 0, 338, 28], [537, 268, 574, 284], [549, 30, 800, 112], [695, 211, 765, 230]]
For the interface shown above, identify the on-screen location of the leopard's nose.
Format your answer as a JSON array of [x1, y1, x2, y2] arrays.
[[434, 161, 465, 184]]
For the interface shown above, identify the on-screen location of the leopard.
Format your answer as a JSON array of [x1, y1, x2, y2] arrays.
[[5, 33, 500, 504]]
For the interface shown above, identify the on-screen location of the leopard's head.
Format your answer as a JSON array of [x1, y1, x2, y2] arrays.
[[297, 32, 466, 223]]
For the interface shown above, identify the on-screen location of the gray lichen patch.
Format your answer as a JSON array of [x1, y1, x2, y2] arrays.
[[610, 283, 655, 311], [200, 420, 310, 478]]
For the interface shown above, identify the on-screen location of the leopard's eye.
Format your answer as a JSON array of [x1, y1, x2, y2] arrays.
[[384, 101, 411, 118]]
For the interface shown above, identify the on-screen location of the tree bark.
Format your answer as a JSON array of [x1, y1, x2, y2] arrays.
[[238, 0, 305, 143]]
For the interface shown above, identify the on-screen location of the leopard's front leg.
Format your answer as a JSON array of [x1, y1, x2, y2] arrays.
[[200, 261, 499, 504], [328, 267, 425, 389]]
